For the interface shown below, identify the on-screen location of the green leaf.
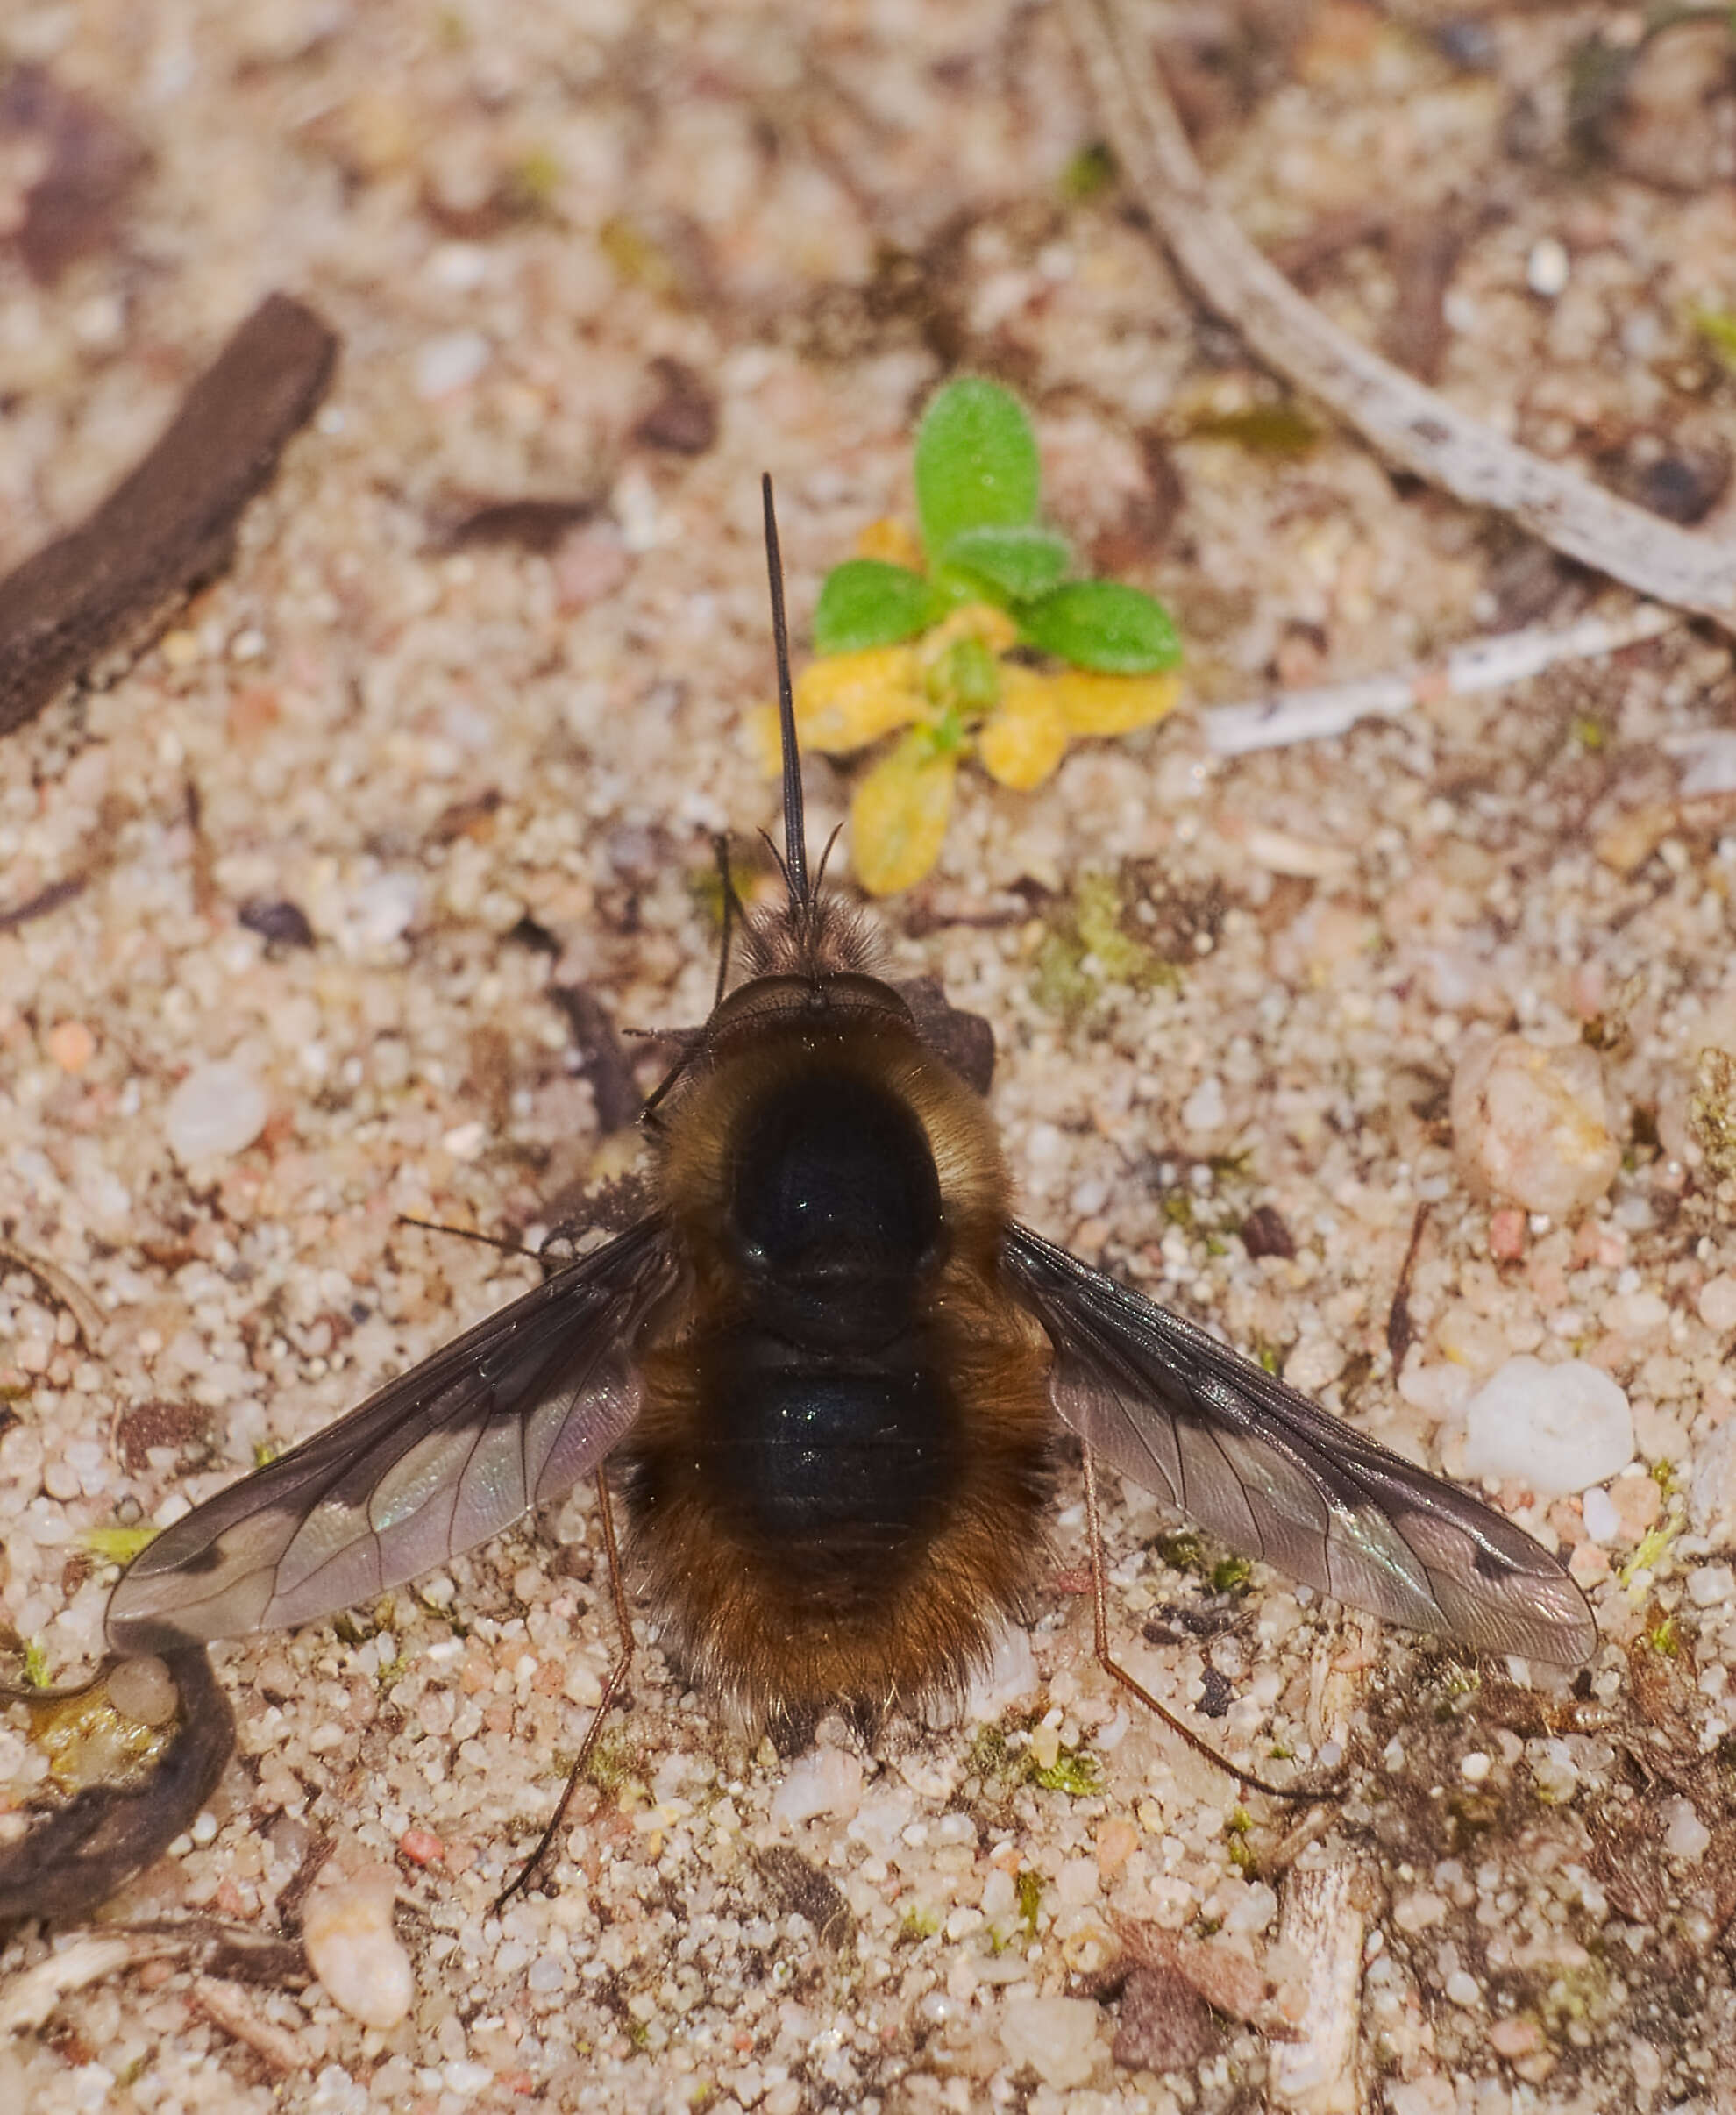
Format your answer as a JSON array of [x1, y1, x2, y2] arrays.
[[812, 560, 944, 653], [914, 378, 1041, 557], [940, 524, 1071, 604], [1018, 580, 1182, 673]]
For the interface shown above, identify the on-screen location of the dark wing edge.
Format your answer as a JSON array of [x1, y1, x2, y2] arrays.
[[106, 1218, 680, 1652], [1001, 1222, 1597, 1667]]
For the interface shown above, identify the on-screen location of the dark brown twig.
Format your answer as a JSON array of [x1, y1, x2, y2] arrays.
[[0, 292, 338, 737]]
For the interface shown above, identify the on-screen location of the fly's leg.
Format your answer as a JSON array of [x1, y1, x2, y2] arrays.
[[494, 1465, 634, 1911]]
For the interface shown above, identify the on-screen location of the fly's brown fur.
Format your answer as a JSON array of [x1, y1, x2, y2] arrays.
[[619, 927, 1055, 1736]]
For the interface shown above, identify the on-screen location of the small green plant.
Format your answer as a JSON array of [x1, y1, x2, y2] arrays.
[[79, 1524, 160, 1565], [762, 377, 1182, 894], [1032, 868, 1181, 1016], [1014, 1867, 1043, 1939], [22, 1638, 49, 1688], [1030, 1742, 1104, 1797]]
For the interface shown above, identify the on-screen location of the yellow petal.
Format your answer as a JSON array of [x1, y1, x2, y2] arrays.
[[1049, 668, 1182, 737], [794, 646, 923, 752], [855, 516, 925, 571], [979, 672, 1068, 790], [850, 733, 957, 895]]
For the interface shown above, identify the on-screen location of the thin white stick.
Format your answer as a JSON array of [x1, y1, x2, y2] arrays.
[[1066, 0, 1736, 630], [1205, 602, 1683, 756]]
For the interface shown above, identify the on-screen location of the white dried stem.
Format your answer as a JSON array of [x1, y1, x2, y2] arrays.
[[1204, 602, 1683, 756], [1268, 1852, 1371, 2113], [1066, 0, 1736, 629]]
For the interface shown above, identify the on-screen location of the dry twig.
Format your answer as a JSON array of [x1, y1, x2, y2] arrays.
[[0, 292, 338, 737], [1066, 0, 1736, 629], [1204, 602, 1683, 756], [0, 1231, 106, 1350]]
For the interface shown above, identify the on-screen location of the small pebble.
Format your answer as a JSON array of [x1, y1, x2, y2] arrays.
[[1580, 1485, 1620, 1544], [1388, 2076, 1455, 2115], [1180, 1075, 1226, 1137], [1663, 1796, 1711, 1861], [1392, 1888, 1447, 1933], [553, 523, 632, 613], [1526, 236, 1570, 297], [1690, 1421, 1736, 1540], [1687, 1563, 1735, 1607], [1461, 1356, 1633, 1495], [1698, 1275, 1736, 1334], [1111, 1965, 1217, 2073], [351, 872, 420, 947], [1446, 1970, 1483, 2009], [416, 329, 490, 399], [999, 1995, 1104, 2090], [165, 1058, 269, 1162], [46, 1020, 96, 1072], [302, 1869, 415, 2029], [107, 1656, 178, 1727], [397, 1827, 444, 1866], [1609, 1467, 1661, 1541], [1460, 1751, 1491, 1784], [1531, 1739, 1579, 1802], [1488, 2015, 1540, 2058], [1488, 1207, 1526, 1259], [771, 1745, 864, 1827], [1451, 1034, 1620, 1215]]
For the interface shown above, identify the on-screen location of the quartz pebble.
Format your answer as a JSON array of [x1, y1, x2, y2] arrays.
[[1663, 1797, 1711, 1861], [1450, 1033, 1621, 1214], [1687, 1563, 1735, 1607], [302, 1867, 415, 2030], [1461, 1356, 1633, 1495], [415, 329, 490, 399], [165, 1058, 269, 1163], [1389, 2076, 1455, 2115], [771, 1744, 864, 1827], [1690, 1420, 1736, 1540], [997, 1995, 1104, 2090], [1580, 1485, 1620, 1544], [107, 1656, 178, 1727], [1697, 1274, 1736, 1333]]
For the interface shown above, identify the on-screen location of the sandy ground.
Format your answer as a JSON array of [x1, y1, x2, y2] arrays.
[[3, 1, 1736, 2109]]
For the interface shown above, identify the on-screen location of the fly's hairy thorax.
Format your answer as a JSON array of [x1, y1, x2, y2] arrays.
[[615, 977, 1053, 1733]]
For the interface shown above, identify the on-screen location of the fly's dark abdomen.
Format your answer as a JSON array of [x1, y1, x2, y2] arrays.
[[696, 1328, 961, 1577]]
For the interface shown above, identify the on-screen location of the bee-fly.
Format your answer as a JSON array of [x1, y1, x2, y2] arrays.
[[109, 479, 1596, 1884]]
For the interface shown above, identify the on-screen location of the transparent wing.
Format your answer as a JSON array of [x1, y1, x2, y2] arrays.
[[1002, 1223, 1596, 1666], [107, 1219, 679, 1652]]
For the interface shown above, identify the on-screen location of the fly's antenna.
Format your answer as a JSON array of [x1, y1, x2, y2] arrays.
[[761, 473, 809, 908]]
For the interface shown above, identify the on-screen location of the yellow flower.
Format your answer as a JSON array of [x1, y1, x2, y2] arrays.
[[850, 730, 957, 897]]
